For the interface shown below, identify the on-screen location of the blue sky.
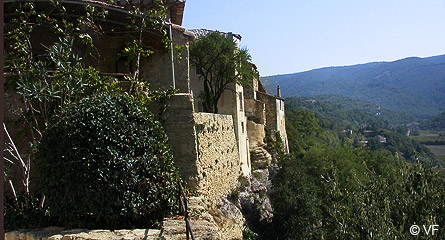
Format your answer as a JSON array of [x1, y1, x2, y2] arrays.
[[183, 0, 445, 77]]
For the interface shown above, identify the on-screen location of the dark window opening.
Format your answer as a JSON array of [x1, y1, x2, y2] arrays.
[[239, 93, 243, 111], [195, 67, 203, 76], [116, 56, 132, 74]]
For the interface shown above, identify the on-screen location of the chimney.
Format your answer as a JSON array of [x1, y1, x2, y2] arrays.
[[228, 32, 233, 40], [277, 85, 281, 98]]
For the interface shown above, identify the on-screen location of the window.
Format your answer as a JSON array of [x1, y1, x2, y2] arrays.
[[241, 122, 245, 133], [239, 93, 243, 111], [195, 67, 203, 76], [116, 56, 132, 73]]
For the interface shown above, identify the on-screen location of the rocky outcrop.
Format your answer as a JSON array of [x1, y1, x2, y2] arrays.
[[250, 147, 272, 170], [230, 145, 276, 239]]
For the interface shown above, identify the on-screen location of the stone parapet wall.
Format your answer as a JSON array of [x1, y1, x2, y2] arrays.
[[157, 95, 243, 203], [193, 113, 241, 205]]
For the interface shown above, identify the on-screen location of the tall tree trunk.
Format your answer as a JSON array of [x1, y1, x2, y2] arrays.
[[213, 102, 219, 114]]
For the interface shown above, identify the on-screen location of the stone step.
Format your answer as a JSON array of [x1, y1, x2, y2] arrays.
[[5, 228, 162, 240], [160, 197, 222, 240], [160, 217, 221, 240]]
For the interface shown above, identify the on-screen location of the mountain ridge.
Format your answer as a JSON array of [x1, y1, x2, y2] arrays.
[[262, 54, 445, 119], [263, 54, 445, 78]]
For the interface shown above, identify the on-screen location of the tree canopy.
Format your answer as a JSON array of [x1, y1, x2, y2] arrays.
[[270, 99, 445, 239], [190, 32, 257, 113]]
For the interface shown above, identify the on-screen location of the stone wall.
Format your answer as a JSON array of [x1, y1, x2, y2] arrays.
[[217, 84, 251, 176], [243, 75, 258, 100], [159, 94, 200, 189], [244, 99, 266, 124], [152, 96, 247, 204], [247, 120, 265, 148], [256, 91, 278, 130], [256, 91, 289, 152], [194, 113, 241, 205], [140, 25, 193, 93], [275, 98, 289, 153], [191, 78, 251, 177]]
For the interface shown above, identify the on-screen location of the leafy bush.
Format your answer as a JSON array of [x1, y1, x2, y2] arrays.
[[36, 93, 179, 229], [4, 193, 51, 231], [273, 149, 445, 239], [322, 162, 445, 239]]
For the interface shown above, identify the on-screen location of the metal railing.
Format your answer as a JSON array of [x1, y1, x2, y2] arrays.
[[178, 181, 195, 240]]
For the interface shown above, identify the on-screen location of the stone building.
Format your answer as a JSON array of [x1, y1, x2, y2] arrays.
[[4, 0, 288, 205]]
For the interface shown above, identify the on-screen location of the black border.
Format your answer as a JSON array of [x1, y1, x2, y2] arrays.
[[1, 0, 5, 237]]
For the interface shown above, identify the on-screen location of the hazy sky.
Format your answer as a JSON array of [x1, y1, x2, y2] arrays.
[[183, 0, 445, 76]]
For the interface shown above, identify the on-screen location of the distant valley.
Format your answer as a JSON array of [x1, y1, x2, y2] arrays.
[[262, 54, 445, 119]]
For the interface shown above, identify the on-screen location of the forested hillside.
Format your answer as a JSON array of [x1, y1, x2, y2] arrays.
[[262, 55, 445, 119], [286, 95, 415, 128], [420, 111, 445, 131], [284, 98, 442, 167], [270, 99, 445, 239]]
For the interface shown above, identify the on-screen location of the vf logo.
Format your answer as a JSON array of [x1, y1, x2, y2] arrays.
[[410, 225, 439, 236]]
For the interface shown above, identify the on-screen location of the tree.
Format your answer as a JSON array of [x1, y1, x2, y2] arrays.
[[36, 94, 179, 229], [272, 100, 445, 239], [190, 32, 257, 113], [3, 1, 176, 229]]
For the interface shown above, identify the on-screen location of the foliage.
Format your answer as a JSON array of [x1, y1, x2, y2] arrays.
[[272, 101, 445, 239], [323, 162, 444, 239], [285, 98, 443, 166], [35, 94, 180, 229], [4, 193, 51, 231], [4, 0, 172, 144], [273, 145, 444, 239], [123, 3, 170, 95], [5, 3, 114, 142], [4, 1, 177, 229], [286, 96, 414, 130], [190, 32, 257, 113], [369, 129, 441, 167], [229, 176, 250, 203], [421, 111, 445, 131], [285, 108, 325, 152], [272, 154, 323, 239], [243, 227, 259, 240]]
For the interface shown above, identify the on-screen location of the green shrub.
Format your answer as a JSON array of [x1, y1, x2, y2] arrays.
[[4, 193, 51, 231], [36, 93, 179, 229]]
